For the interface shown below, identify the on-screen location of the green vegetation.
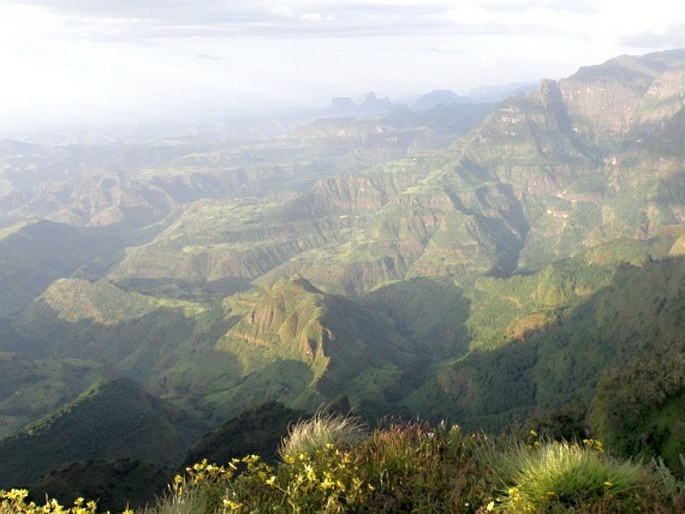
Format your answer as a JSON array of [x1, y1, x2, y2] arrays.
[[497, 439, 643, 512], [1, 50, 685, 509], [135, 423, 685, 513], [0, 354, 103, 438], [279, 411, 368, 458], [591, 338, 685, 473], [0, 378, 202, 488], [3, 417, 683, 513]]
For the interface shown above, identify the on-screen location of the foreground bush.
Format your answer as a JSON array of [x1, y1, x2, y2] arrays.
[[3, 418, 685, 513], [147, 421, 495, 514], [355, 421, 497, 512]]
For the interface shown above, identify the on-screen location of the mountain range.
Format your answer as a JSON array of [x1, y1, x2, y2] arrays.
[[0, 49, 684, 508]]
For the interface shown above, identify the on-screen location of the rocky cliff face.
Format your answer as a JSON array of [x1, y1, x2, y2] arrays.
[[558, 50, 685, 146]]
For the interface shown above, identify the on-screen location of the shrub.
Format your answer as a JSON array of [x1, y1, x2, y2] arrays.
[[240, 446, 369, 513], [168, 459, 236, 514], [499, 440, 641, 512], [279, 411, 368, 458], [354, 420, 497, 513]]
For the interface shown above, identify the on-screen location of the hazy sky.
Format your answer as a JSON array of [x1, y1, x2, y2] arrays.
[[1, 0, 684, 131]]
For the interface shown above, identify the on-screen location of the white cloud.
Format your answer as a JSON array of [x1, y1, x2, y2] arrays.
[[0, 0, 683, 132], [621, 24, 685, 49], [300, 12, 324, 23], [271, 6, 295, 18]]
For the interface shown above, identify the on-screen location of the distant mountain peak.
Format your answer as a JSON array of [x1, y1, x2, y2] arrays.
[[323, 92, 394, 118]]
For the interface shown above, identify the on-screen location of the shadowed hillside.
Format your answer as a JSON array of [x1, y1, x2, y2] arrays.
[[404, 253, 685, 431], [0, 378, 203, 487]]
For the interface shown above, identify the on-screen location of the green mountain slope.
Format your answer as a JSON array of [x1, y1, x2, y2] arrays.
[[0, 220, 124, 315], [0, 50, 684, 496], [590, 337, 685, 473], [0, 353, 102, 438], [14, 278, 208, 380], [206, 276, 416, 417], [404, 251, 685, 431], [0, 378, 202, 488]]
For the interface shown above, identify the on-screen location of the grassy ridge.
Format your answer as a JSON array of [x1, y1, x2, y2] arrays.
[[0, 378, 202, 488], [0, 354, 102, 438]]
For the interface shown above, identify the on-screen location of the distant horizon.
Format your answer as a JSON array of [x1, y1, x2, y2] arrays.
[[0, 76, 544, 144], [2, 1, 684, 140]]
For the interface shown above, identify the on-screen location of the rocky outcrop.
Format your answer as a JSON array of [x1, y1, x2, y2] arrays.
[[218, 276, 415, 402]]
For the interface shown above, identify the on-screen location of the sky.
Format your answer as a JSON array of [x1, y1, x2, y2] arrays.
[[1, 0, 685, 134]]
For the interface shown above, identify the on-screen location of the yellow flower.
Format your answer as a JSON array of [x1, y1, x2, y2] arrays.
[[321, 475, 335, 490], [3, 489, 29, 502], [223, 498, 243, 511], [303, 463, 316, 481], [242, 454, 260, 465], [192, 459, 208, 471], [352, 477, 364, 490]]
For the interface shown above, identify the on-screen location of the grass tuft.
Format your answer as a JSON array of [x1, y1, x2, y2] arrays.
[[500, 440, 641, 512], [139, 490, 210, 514], [279, 410, 368, 458]]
